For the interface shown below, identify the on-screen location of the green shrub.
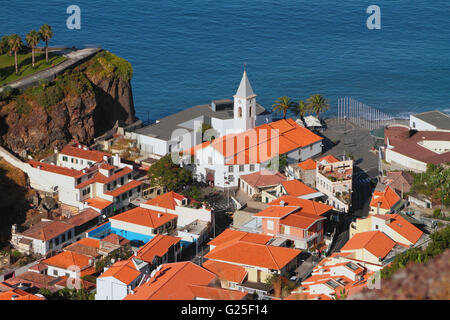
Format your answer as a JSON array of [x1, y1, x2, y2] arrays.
[[15, 96, 31, 115]]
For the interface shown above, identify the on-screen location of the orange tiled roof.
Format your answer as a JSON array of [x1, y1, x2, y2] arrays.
[[382, 214, 423, 245], [297, 158, 317, 170], [188, 284, 247, 300], [104, 180, 143, 197], [253, 205, 300, 218], [204, 241, 301, 270], [144, 191, 186, 210], [208, 229, 272, 247], [319, 155, 340, 164], [202, 260, 247, 284], [98, 258, 141, 284], [282, 179, 318, 197], [239, 170, 286, 187], [280, 212, 326, 230], [54, 276, 96, 291], [60, 145, 111, 163], [64, 208, 100, 227], [124, 262, 216, 300], [42, 251, 92, 270], [28, 160, 84, 178], [0, 288, 44, 300], [101, 233, 130, 246], [341, 231, 396, 259], [75, 166, 134, 189], [84, 197, 112, 210], [370, 186, 401, 210], [76, 237, 101, 248], [188, 119, 323, 165], [109, 207, 177, 229], [269, 196, 333, 216], [136, 234, 181, 263]]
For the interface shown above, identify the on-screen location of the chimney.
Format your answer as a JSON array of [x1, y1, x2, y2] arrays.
[[157, 213, 162, 218], [37, 165, 41, 170], [89, 259, 94, 265], [83, 146, 88, 151], [280, 200, 285, 207], [377, 202, 381, 215], [78, 144, 82, 149]]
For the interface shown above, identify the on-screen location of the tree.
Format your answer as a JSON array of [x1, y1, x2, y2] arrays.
[[147, 154, 192, 192], [307, 94, 329, 119], [265, 273, 298, 298], [292, 100, 310, 121], [26, 30, 40, 67], [331, 288, 348, 300], [0, 35, 11, 55], [8, 34, 22, 74], [272, 96, 296, 119], [39, 24, 53, 63]]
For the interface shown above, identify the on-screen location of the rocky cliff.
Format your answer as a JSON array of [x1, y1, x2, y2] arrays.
[[0, 50, 136, 157]]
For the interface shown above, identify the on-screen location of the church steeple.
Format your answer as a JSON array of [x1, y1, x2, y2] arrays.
[[234, 70, 256, 100], [234, 71, 257, 133]]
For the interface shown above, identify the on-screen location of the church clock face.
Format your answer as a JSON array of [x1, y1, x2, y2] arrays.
[[238, 99, 242, 104]]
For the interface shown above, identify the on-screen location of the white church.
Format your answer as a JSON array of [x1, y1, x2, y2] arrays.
[[127, 71, 272, 157]]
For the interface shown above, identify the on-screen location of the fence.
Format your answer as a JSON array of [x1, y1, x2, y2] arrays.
[[336, 97, 398, 131]]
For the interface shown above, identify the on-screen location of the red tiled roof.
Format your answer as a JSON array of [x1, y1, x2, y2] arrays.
[[370, 186, 401, 210], [204, 241, 301, 270], [98, 258, 141, 284], [282, 179, 318, 197], [21, 220, 73, 241], [63, 208, 100, 227], [136, 234, 181, 263], [104, 180, 143, 197], [385, 126, 450, 164], [54, 276, 96, 291], [60, 145, 111, 163], [208, 229, 272, 247], [341, 231, 396, 259], [144, 191, 186, 210], [297, 158, 316, 170], [124, 262, 216, 300], [239, 170, 286, 187], [269, 196, 334, 216], [202, 260, 247, 284], [84, 197, 113, 210], [28, 160, 84, 178], [101, 233, 130, 246], [109, 207, 177, 229]]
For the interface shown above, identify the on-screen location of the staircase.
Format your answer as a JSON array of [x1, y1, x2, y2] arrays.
[[60, 203, 79, 218]]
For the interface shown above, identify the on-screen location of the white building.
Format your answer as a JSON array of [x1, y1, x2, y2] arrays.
[[409, 110, 450, 132], [95, 257, 149, 300], [126, 72, 272, 157]]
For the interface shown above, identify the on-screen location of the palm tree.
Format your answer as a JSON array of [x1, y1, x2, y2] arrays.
[[8, 34, 22, 74], [0, 35, 11, 55], [272, 96, 296, 119], [39, 24, 53, 63], [292, 100, 310, 121], [307, 94, 330, 119], [26, 30, 40, 68]]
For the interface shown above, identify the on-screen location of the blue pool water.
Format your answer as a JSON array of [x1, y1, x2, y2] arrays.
[[2, 1, 450, 121]]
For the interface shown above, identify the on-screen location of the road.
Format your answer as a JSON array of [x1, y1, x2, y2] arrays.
[[0, 47, 102, 93]]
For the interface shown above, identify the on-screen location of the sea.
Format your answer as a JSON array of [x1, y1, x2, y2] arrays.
[[1, 0, 450, 122]]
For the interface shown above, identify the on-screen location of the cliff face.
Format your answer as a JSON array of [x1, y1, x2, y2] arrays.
[[0, 50, 136, 157]]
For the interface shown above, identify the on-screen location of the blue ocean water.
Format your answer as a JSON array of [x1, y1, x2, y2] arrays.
[[1, 1, 449, 121]]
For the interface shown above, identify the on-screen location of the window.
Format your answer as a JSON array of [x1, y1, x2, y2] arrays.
[[228, 166, 234, 173], [228, 175, 234, 182], [128, 174, 131, 180], [71, 158, 74, 163], [113, 181, 117, 187], [77, 178, 82, 184], [249, 107, 252, 117], [129, 190, 132, 197], [375, 225, 379, 229], [249, 164, 255, 171], [65, 272, 70, 277], [120, 177, 124, 185], [137, 186, 141, 193], [107, 184, 111, 191], [239, 165, 244, 172], [238, 107, 242, 118], [284, 226, 290, 234], [61, 233, 66, 242], [62, 156, 68, 162], [88, 161, 93, 166], [267, 220, 274, 230], [53, 270, 58, 276], [208, 157, 213, 165], [412, 122, 416, 128]]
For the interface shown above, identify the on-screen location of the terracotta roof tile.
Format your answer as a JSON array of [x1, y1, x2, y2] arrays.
[[253, 205, 300, 218], [28, 160, 84, 178], [239, 170, 286, 187], [21, 220, 73, 241], [63, 208, 100, 227], [104, 180, 143, 197], [188, 284, 247, 300], [60, 145, 111, 163], [98, 258, 141, 284], [202, 260, 247, 284], [282, 179, 318, 197], [109, 207, 177, 229], [136, 234, 181, 263], [42, 251, 92, 270], [383, 214, 423, 244], [84, 197, 113, 210], [370, 186, 401, 210], [341, 231, 396, 259], [269, 196, 334, 216], [144, 191, 186, 210], [297, 158, 317, 170], [208, 229, 272, 247]]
